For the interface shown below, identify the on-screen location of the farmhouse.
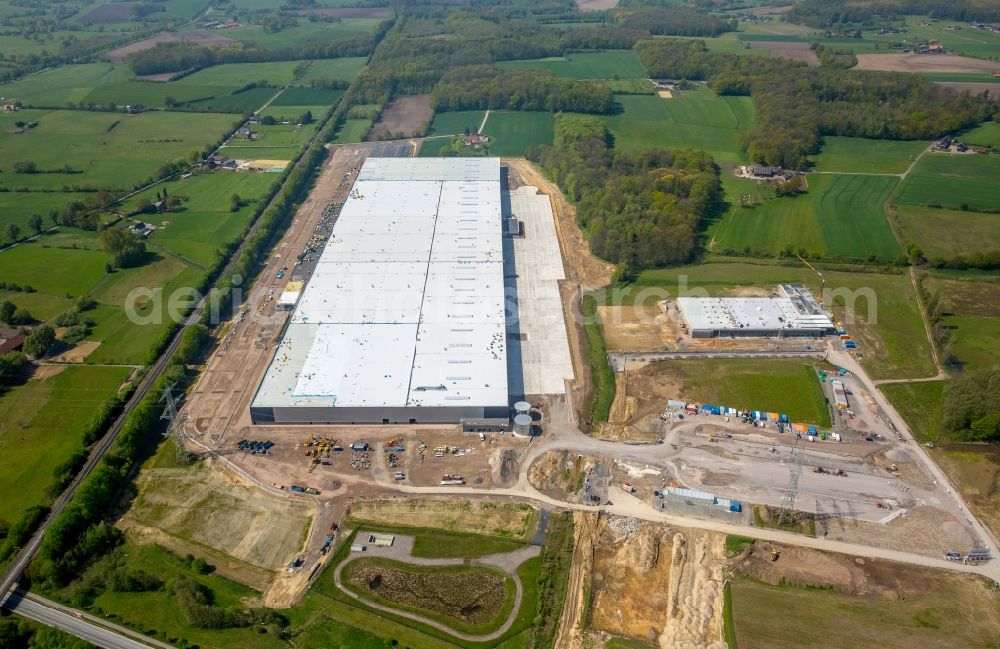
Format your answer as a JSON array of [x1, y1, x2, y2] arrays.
[[251, 157, 512, 425], [676, 284, 836, 338], [0, 326, 25, 354], [749, 163, 782, 178]]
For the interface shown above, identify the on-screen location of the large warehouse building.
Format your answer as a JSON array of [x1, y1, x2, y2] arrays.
[[250, 158, 510, 424], [676, 284, 836, 338]]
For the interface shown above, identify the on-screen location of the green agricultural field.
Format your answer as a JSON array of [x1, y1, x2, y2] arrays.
[[123, 171, 277, 265], [597, 88, 756, 163], [710, 174, 901, 261], [861, 16, 1000, 60], [179, 61, 304, 86], [658, 359, 831, 426], [230, 121, 319, 146], [0, 63, 132, 106], [331, 118, 372, 143], [0, 365, 130, 525], [223, 20, 381, 50], [892, 204, 1000, 260], [481, 110, 554, 156], [960, 121, 1000, 148], [882, 381, 946, 443], [498, 50, 647, 79], [923, 276, 1000, 371], [812, 137, 930, 174], [730, 574, 1000, 649], [271, 87, 341, 106], [894, 153, 1000, 211], [258, 104, 326, 121], [297, 57, 367, 83], [82, 81, 241, 110], [630, 262, 935, 380], [0, 191, 93, 238], [427, 110, 486, 136], [187, 87, 278, 112], [0, 110, 239, 191]]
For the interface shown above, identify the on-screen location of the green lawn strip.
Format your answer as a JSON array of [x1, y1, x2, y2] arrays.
[[0, 290, 72, 321], [724, 535, 756, 557], [480, 111, 554, 157], [811, 137, 929, 174], [881, 381, 946, 444], [83, 81, 242, 110], [722, 581, 737, 649], [0, 191, 94, 235], [331, 118, 373, 143], [179, 61, 303, 86], [217, 145, 299, 161], [341, 520, 529, 558], [341, 557, 517, 636], [582, 292, 615, 425], [0, 242, 107, 296], [223, 20, 380, 50], [428, 110, 488, 136], [271, 87, 343, 106], [959, 121, 1000, 148], [186, 87, 277, 112], [0, 366, 130, 524], [893, 204, 1000, 260], [940, 314, 1000, 370], [895, 154, 1000, 211], [497, 50, 647, 79]]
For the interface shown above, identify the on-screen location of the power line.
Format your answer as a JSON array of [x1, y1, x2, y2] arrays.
[[778, 440, 803, 526]]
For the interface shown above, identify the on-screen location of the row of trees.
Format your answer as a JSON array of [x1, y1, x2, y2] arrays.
[[528, 114, 720, 268], [635, 38, 997, 168], [787, 0, 1000, 28], [615, 5, 733, 37], [430, 67, 616, 114]]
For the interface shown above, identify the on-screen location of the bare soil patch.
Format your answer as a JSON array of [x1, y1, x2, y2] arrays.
[[855, 53, 998, 73], [747, 4, 793, 15], [135, 72, 176, 82], [367, 94, 432, 140], [590, 518, 673, 644], [30, 365, 65, 380], [349, 497, 536, 540], [748, 41, 819, 66], [123, 460, 313, 572], [51, 340, 101, 363], [577, 0, 618, 10], [822, 505, 975, 557], [657, 90, 673, 98], [103, 30, 234, 62], [81, 2, 135, 23]]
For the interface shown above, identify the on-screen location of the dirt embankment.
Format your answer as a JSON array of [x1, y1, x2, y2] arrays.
[[553, 511, 598, 649], [659, 528, 728, 649], [350, 497, 536, 539], [528, 450, 595, 500]]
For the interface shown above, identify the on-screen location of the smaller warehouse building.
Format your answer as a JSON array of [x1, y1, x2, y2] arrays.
[[676, 284, 836, 338]]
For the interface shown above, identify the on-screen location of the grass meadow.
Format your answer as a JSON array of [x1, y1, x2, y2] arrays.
[[960, 121, 1000, 148], [481, 111, 554, 156], [428, 110, 487, 136], [664, 359, 831, 426], [711, 174, 901, 260], [497, 50, 648, 79], [179, 61, 305, 86], [811, 137, 930, 174], [882, 381, 946, 443], [893, 204, 1000, 260], [0, 63, 132, 106], [331, 118, 372, 143], [729, 574, 1000, 649], [598, 87, 756, 163], [0, 109, 239, 191], [296, 57, 367, 83], [0, 365, 131, 524], [894, 153, 1000, 211], [924, 276, 1000, 371], [223, 19, 381, 50]]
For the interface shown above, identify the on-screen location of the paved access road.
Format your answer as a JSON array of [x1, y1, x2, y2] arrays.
[[5, 591, 170, 649]]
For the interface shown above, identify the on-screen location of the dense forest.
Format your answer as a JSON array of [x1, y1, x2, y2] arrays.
[[528, 114, 720, 268], [941, 366, 1000, 441], [787, 0, 1000, 27], [636, 38, 996, 168], [615, 5, 733, 36], [430, 67, 615, 114]]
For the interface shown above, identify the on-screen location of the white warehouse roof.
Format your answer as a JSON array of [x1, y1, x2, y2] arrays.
[[252, 157, 508, 413], [676, 292, 835, 335]]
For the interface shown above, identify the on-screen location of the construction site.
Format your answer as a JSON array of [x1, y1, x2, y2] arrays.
[[147, 146, 1000, 646]]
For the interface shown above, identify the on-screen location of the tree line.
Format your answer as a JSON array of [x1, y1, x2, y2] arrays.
[[430, 66, 616, 114], [635, 38, 997, 168], [614, 5, 734, 37], [941, 366, 1000, 441], [787, 0, 1000, 28], [528, 113, 720, 269]]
